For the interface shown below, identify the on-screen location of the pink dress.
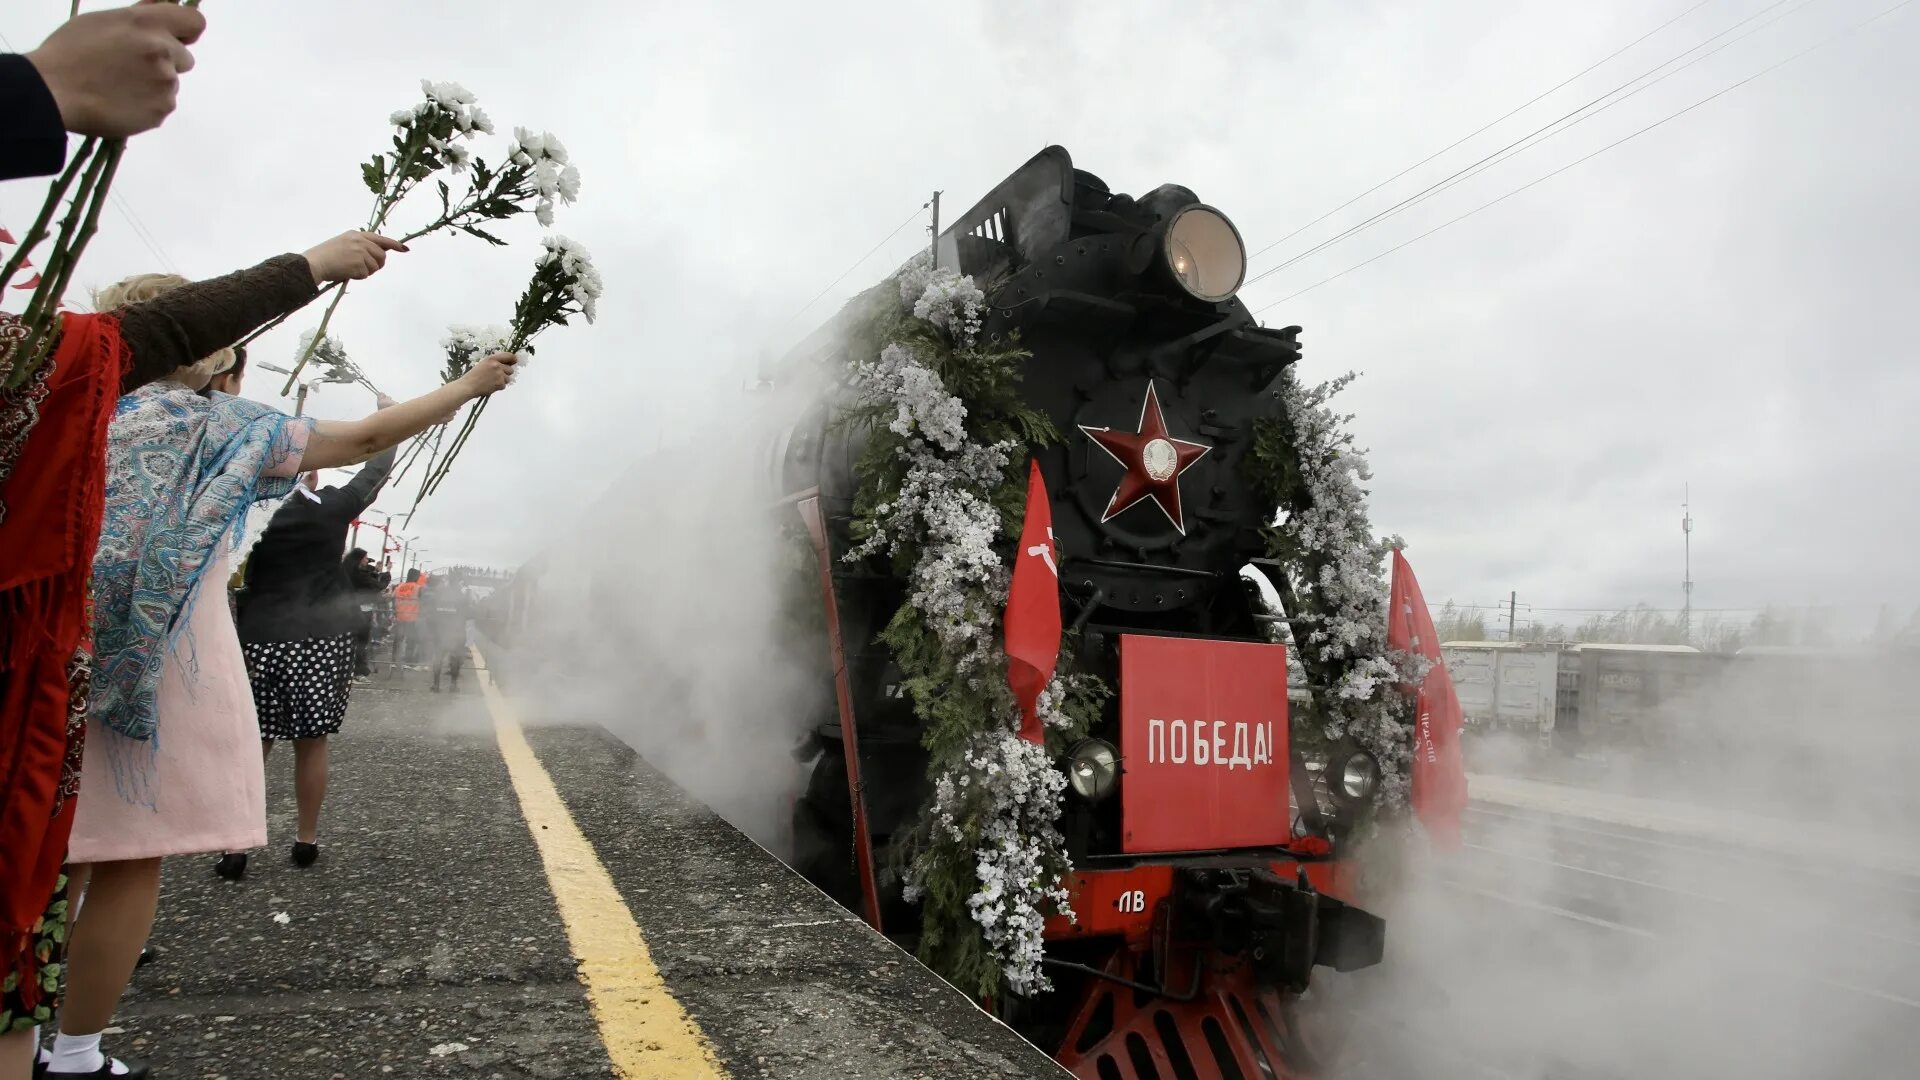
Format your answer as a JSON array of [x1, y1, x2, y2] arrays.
[[68, 442, 307, 863]]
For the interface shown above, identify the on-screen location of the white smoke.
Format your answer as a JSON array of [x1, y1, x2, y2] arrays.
[[497, 362, 836, 852], [1324, 647, 1920, 1078]]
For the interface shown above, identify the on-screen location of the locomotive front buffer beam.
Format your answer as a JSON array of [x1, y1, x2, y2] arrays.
[[1171, 866, 1386, 995]]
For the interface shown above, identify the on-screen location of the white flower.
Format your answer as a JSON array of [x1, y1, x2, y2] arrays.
[[538, 131, 569, 165], [534, 200, 555, 227], [468, 106, 495, 136], [420, 79, 475, 107], [556, 164, 582, 203], [533, 160, 561, 199], [537, 235, 604, 323], [842, 259, 1082, 993], [445, 143, 471, 173], [911, 268, 986, 347], [1266, 370, 1412, 806], [442, 324, 514, 373], [509, 127, 538, 162], [389, 108, 415, 128]]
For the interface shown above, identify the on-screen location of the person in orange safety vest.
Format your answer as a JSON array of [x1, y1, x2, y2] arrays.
[[390, 568, 423, 666]]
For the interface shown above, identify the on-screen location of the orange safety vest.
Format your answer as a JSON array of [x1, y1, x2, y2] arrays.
[[394, 581, 422, 622]]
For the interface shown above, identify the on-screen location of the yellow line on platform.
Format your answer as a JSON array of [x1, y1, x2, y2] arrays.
[[472, 648, 728, 1079]]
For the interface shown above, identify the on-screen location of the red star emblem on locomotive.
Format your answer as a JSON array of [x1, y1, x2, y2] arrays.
[[1079, 380, 1212, 535]]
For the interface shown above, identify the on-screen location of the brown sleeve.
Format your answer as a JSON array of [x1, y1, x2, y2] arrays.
[[115, 253, 320, 393]]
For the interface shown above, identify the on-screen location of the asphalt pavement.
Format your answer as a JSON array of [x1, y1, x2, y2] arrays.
[[108, 668, 1062, 1079]]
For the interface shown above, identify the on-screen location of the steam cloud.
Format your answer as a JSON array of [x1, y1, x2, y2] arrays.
[[1331, 650, 1920, 1078], [500, 364, 833, 853]]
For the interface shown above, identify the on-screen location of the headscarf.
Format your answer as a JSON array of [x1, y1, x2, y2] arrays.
[[89, 380, 314, 742]]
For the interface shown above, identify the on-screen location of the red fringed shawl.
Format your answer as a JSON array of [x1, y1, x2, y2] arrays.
[[0, 311, 124, 1003]]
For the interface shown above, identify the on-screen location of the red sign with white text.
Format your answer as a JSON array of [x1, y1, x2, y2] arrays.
[[1119, 634, 1291, 853]]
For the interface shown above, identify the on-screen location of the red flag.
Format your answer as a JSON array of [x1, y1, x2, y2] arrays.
[[1006, 459, 1062, 744], [1387, 549, 1468, 847]]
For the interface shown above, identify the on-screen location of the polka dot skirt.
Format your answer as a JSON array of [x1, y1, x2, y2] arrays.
[[243, 634, 356, 741]]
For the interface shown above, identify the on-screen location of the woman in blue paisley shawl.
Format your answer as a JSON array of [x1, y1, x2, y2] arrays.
[[47, 268, 521, 1077]]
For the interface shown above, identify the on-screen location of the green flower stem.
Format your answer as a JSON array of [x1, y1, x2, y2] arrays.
[[400, 421, 450, 528], [419, 398, 487, 498], [5, 141, 116, 390], [390, 429, 435, 483], [276, 139, 422, 396], [0, 137, 95, 294]]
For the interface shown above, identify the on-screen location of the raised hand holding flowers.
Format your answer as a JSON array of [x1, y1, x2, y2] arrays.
[[391, 323, 513, 484], [0, 1, 205, 388], [259, 81, 582, 394]]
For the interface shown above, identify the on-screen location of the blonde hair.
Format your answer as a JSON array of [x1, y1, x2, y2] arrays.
[[92, 272, 236, 379]]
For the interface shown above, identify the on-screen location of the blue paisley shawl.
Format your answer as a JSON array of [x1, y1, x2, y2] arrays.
[[90, 382, 314, 743]]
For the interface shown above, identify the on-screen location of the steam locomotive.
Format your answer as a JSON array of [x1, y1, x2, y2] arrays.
[[764, 147, 1389, 1078]]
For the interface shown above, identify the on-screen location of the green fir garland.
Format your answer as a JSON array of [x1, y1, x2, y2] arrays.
[[827, 258, 1107, 998]]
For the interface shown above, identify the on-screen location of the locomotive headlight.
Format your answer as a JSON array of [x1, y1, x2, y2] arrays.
[[1163, 205, 1246, 302], [1066, 739, 1119, 802], [1332, 749, 1381, 803]]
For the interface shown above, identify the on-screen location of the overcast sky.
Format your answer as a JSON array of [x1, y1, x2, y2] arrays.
[[5, 0, 1916, 633]]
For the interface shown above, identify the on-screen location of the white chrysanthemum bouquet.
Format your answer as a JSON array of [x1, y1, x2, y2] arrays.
[[400, 235, 602, 522], [250, 79, 583, 393]]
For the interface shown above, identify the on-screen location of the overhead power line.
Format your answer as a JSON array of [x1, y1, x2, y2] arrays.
[[1242, 0, 1714, 269], [1243, 0, 1820, 294], [778, 200, 932, 333], [109, 190, 185, 277], [1253, 0, 1916, 314]]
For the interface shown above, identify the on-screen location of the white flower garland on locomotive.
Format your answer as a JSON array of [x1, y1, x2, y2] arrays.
[[842, 259, 1080, 996]]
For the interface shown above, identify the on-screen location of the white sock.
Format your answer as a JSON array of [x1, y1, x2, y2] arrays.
[[48, 1031, 114, 1074], [31, 1025, 48, 1062]]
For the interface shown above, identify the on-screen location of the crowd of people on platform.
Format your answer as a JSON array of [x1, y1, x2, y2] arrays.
[[1, 7, 522, 1077]]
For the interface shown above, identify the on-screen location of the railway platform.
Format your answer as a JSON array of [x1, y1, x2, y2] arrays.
[[106, 650, 1063, 1079]]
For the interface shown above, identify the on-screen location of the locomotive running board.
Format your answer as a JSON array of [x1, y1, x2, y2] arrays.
[[792, 489, 886, 934]]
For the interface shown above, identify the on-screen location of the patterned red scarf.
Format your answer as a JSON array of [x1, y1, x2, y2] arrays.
[[0, 311, 124, 1001]]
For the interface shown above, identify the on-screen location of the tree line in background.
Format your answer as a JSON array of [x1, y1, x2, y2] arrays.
[[1432, 602, 1920, 654]]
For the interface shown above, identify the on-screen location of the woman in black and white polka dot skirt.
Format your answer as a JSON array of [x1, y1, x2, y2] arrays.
[[224, 440, 399, 878]]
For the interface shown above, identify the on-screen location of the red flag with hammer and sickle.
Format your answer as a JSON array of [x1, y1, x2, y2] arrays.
[[1006, 459, 1061, 744], [1387, 549, 1469, 847]]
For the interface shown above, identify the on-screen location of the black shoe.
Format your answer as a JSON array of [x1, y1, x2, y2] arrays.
[[42, 1056, 150, 1079], [135, 944, 155, 968], [291, 841, 319, 868], [214, 852, 248, 881]]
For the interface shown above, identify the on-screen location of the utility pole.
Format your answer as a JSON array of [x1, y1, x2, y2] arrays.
[[1681, 485, 1694, 644], [1508, 591, 1518, 641], [928, 191, 942, 270]]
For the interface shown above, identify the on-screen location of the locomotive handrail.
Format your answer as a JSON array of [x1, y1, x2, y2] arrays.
[[794, 492, 886, 935]]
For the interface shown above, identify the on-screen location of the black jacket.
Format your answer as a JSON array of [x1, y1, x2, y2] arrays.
[[236, 447, 397, 643], [1, 54, 67, 182]]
